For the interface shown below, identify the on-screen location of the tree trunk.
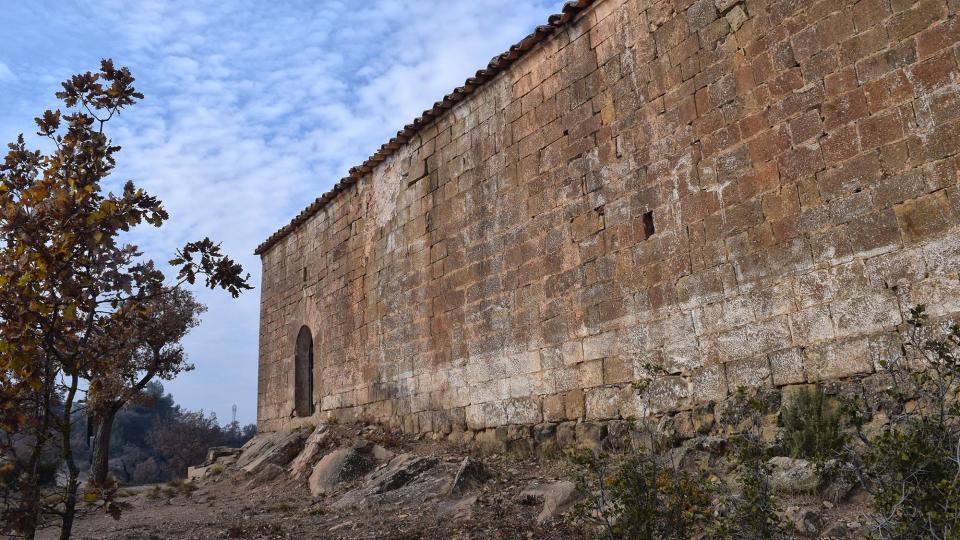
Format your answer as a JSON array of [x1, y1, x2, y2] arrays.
[[89, 408, 118, 486], [59, 475, 76, 540], [58, 372, 80, 540], [21, 357, 57, 539]]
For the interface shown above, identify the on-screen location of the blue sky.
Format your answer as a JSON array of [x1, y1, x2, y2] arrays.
[[1, 0, 561, 425]]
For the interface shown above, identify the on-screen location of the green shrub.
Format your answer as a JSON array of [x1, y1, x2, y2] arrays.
[[864, 416, 960, 538], [571, 373, 792, 539], [714, 433, 786, 540], [572, 370, 716, 539], [781, 384, 846, 462], [571, 449, 713, 539], [712, 388, 787, 539], [847, 306, 960, 539]]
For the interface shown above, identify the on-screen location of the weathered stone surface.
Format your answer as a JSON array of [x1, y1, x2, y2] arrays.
[[308, 445, 375, 497], [253, 0, 960, 437], [288, 425, 330, 479], [187, 465, 211, 482], [688, 435, 727, 455], [768, 348, 807, 386], [237, 430, 306, 475], [821, 460, 857, 502], [805, 336, 878, 381], [585, 385, 629, 420], [519, 480, 579, 524], [204, 446, 241, 466], [575, 421, 606, 449], [689, 365, 728, 403], [334, 454, 440, 508], [556, 422, 577, 448], [784, 505, 822, 535], [448, 456, 488, 495]]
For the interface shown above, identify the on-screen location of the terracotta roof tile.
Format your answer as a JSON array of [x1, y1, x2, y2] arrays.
[[254, 0, 595, 255]]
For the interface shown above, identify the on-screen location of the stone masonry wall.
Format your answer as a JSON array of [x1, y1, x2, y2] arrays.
[[257, 0, 960, 434]]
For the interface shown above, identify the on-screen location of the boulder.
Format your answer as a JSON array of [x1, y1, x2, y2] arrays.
[[333, 454, 441, 508], [245, 463, 286, 487], [768, 456, 819, 493], [288, 425, 330, 480], [308, 445, 375, 496], [204, 446, 241, 466], [519, 480, 579, 524], [236, 430, 306, 475], [370, 455, 437, 494], [784, 505, 822, 535], [447, 457, 488, 495], [187, 465, 211, 482]]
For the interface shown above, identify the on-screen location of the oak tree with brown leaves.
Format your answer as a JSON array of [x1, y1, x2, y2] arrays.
[[0, 60, 251, 539]]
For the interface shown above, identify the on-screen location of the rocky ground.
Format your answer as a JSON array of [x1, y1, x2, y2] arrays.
[[44, 422, 875, 539], [46, 424, 588, 539]]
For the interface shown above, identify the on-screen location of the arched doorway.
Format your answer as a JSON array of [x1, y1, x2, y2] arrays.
[[294, 326, 314, 417]]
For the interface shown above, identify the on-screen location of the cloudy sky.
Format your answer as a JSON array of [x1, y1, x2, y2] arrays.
[[1, 0, 561, 425]]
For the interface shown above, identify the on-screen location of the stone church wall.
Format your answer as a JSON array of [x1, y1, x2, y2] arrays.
[[256, 0, 960, 435]]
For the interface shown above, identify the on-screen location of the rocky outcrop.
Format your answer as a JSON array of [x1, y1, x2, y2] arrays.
[[309, 447, 371, 497], [288, 425, 329, 480], [519, 481, 579, 525], [447, 457, 488, 495], [205, 446, 241, 465], [197, 425, 561, 526], [333, 454, 446, 509], [307, 440, 393, 496], [236, 429, 307, 474]]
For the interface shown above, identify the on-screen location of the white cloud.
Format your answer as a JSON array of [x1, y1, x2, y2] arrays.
[[0, 62, 14, 81], [1, 0, 563, 425]]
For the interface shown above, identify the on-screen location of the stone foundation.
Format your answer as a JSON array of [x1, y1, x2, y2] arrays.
[[413, 371, 891, 456]]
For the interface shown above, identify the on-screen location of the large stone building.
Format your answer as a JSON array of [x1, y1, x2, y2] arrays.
[[255, 0, 960, 437]]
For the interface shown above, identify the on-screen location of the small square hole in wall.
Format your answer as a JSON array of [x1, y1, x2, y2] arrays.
[[642, 211, 655, 239]]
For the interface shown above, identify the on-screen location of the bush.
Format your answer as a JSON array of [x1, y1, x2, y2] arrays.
[[712, 388, 787, 539], [781, 384, 846, 462], [571, 375, 791, 539], [571, 449, 713, 539], [571, 374, 717, 539], [864, 417, 960, 538], [715, 433, 786, 540], [847, 306, 960, 538]]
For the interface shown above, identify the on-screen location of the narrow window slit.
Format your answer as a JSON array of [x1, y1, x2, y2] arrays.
[[642, 211, 655, 239]]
